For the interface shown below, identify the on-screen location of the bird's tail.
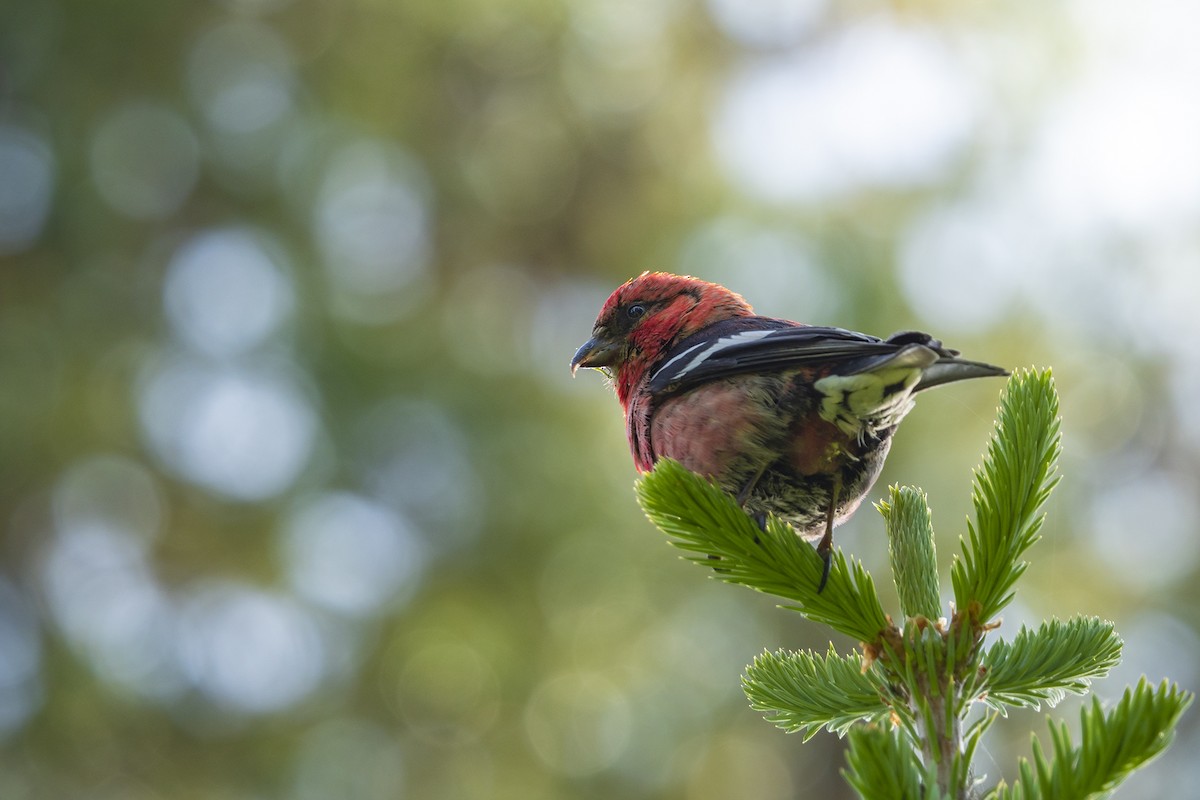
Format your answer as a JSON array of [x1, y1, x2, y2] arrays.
[[878, 331, 1008, 391], [916, 357, 1009, 391]]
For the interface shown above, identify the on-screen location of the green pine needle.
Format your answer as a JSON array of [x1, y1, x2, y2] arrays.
[[979, 618, 1122, 711], [844, 724, 941, 800], [952, 369, 1061, 624], [988, 679, 1194, 800], [878, 485, 942, 621], [636, 458, 891, 644], [742, 645, 892, 740]]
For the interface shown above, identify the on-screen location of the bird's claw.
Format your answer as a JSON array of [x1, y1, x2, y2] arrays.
[[816, 543, 832, 593], [815, 476, 841, 593]]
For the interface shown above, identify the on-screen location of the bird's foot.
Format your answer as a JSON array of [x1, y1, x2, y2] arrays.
[[815, 475, 842, 593], [751, 511, 766, 544], [816, 536, 833, 593]]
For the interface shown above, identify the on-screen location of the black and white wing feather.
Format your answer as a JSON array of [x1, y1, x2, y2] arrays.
[[647, 319, 1006, 399]]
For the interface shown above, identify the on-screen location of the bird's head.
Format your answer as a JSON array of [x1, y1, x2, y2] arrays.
[[571, 272, 753, 399]]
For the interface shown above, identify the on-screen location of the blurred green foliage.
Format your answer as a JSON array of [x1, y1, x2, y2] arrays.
[[1, 0, 1198, 798]]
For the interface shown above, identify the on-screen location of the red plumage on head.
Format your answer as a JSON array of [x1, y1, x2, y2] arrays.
[[598, 272, 753, 325], [590, 272, 754, 409]]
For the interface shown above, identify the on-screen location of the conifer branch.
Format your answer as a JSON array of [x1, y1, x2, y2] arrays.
[[742, 645, 893, 740], [987, 679, 1193, 800], [637, 459, 891, 644], [951, 369, 1061, 625], [844, 725, 940, 800], [979, 618, 1121, 711], [633, 371, 1191, 800]]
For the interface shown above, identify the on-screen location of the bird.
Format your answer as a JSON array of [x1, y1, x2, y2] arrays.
[[571, 271, 1007, 591]]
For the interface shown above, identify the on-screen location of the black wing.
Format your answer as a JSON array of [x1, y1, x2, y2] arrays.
[[647, 319, 1003, 397]]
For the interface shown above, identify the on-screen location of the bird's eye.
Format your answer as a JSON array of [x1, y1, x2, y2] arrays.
[[627, 304, 646, 319]]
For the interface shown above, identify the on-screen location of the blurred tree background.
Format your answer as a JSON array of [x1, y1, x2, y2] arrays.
[[1, 0, 1198, 797]]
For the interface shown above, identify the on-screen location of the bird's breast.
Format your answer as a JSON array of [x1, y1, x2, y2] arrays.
[[647, 376, 788, 480]]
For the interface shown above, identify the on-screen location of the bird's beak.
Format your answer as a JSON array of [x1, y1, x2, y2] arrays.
[[571, 332, 623, 376]]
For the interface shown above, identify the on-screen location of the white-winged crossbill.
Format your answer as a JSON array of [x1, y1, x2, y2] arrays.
[[572, 272, 1007, 589]]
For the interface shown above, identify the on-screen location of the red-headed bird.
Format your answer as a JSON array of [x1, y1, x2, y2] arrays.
[[572, 272, 1007, 590]]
